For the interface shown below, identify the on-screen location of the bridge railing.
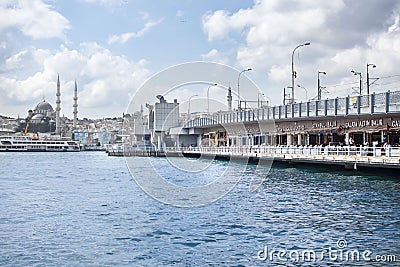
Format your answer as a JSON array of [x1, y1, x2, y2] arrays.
[[167, 145, 400, 158], [183, 90, 400, 128]]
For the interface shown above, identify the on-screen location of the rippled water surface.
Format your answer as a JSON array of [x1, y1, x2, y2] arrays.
[[0, 152, 399, 266]]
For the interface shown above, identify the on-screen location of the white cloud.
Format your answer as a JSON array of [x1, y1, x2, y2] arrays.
[[202, 0, 400, 103], [0, 0, 70, 39], [84, 0, 127, 6], [0, 43, 150, 118], [107, 19, 163, 44], [200, 49, 229, 65], [5, 50, 28, 71]]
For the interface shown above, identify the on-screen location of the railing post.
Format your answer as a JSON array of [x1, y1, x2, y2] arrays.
[[285, 105, 288, 119], [345, 96, 350, 115], [299, 103, 302, 118], [386, 90, 390, 113], [324, 99, 328, 116], [291, 103, 294, 118], [334, 97, 338, 116], [315, 100, 319, 117], [370, 93, 375, 114], [307, 101, 310, 117], [278, 106, 281, 119], [357, 95, 361, 114]]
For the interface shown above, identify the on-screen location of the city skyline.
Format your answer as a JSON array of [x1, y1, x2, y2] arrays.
[[1, 0, 400, 118]]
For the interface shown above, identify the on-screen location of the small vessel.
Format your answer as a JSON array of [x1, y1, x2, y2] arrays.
[[0, 135, 80, 152]]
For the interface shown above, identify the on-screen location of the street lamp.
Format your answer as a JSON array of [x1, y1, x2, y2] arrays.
[[366, 63, 376, 95], [351, 70, 362, 95], [237, 68, 252, 109], [257, 93, 265, 108], [207, 83, 218, 113], [317, 71, 326, 100], [188, 94, 198, 116], [297, 85, 308, 101], [291, 42, 310, 103]]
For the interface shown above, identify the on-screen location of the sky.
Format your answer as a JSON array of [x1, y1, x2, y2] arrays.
[[1, 0, 400, 118]]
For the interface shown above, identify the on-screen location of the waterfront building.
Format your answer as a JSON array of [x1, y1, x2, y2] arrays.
[[0, 116, 18, 134], [130, 111, 151, 148], [151, 96, 180, 150]]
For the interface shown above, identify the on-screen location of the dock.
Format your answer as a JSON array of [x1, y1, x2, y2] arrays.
[[108, 145, 400, 171]]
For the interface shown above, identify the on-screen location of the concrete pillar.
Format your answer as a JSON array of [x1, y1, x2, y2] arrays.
[[287, 134, 293, 146], [345, 133, 350, 145], [157, 134, 162, 151], [298, 134, 302, 145], [197, 135, 202, 147]]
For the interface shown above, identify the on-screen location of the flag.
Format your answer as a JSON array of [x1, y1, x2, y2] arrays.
[[338, 125, 344, 134]]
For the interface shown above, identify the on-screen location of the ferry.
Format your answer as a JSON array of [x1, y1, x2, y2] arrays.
[[0, 135, 80, 152]]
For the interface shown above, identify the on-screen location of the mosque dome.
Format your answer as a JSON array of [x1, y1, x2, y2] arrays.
[[35, 100, 53, 112], [31, 113, 45, 121]]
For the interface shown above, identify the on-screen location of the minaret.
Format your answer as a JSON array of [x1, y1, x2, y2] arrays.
[[227, 85, 232, 111], [73, 80, 78, 128], [55, 74, 61, 134]]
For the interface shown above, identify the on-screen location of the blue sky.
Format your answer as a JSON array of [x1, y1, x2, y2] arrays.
[[1, 0, 400, 118]]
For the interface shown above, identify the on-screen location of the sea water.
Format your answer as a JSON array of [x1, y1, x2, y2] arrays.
[[0, 152, 399, 266]]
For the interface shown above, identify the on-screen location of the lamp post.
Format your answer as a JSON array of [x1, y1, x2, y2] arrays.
[[237, 68, 252, 109], [188, 94, 198, 116], [257, 93, 265, 108], [351, 70, 362, 95], [297, 85, 308, 101], [207, 83, 218, 113], [291, 42, 310, 103], [366, 63, 376, 95], [317, 71, 326, 100]]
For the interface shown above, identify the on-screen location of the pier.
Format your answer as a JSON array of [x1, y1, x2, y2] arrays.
[[180, 146, 400, 171], [108, 145, 400, 171]]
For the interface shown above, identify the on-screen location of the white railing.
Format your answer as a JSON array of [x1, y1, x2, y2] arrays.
[[166, 145, 400, 158]]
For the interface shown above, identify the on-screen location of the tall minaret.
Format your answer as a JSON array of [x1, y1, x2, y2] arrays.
[[55, 74, 61, 134], [73, 80, 78, 128], [227, 85, 232, 111]]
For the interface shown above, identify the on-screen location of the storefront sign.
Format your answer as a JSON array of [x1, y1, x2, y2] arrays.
[[277, 118, 390, 133], [312, 121, 337, 129], [391, 120, 400, 128], [345, 119, 383, 128]]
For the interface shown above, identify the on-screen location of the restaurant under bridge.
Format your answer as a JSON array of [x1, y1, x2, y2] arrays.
[[178, 90, 400, 148]]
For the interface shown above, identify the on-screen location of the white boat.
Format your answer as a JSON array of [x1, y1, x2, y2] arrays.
[[0, 135, 80, 152]]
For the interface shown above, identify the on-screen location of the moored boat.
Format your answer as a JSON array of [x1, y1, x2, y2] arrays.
[[0, 135, 80, 152]]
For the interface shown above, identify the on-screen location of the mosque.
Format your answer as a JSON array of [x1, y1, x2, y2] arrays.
[[17, 75, 78, 134]]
